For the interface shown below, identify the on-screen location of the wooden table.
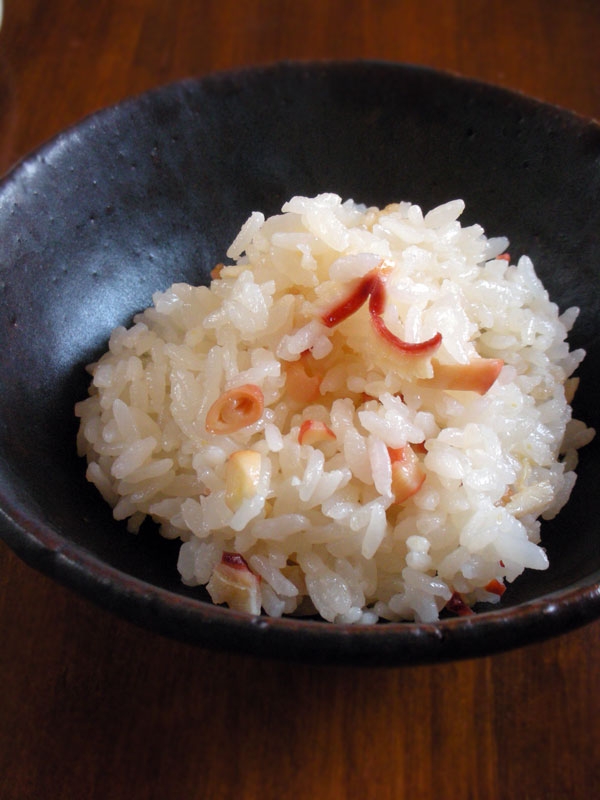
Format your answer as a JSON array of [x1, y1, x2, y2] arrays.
[[1, 2, 599, 798]]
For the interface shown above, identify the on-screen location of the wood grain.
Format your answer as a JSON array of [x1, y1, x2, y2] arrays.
[[1, 2, 600, 798]]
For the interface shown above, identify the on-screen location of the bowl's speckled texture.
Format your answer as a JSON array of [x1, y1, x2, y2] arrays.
[[1, 61, 599, 665]]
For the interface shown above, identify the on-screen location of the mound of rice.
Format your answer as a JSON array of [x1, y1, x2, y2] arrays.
[[75, 193, 594, 623]]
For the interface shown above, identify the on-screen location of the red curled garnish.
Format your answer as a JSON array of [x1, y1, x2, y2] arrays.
[[321, 268, 442, 358], [446, 591, 475, 617], [321, 272, 378, 327], [368, 275, 442, 354], [205, 384, 264, 434]]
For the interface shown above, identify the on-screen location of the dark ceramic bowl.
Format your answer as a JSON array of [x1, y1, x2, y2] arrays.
[[1, 61, 600, 666]]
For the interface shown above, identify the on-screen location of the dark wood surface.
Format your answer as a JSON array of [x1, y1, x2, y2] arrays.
[[1, 2, 599, 798]]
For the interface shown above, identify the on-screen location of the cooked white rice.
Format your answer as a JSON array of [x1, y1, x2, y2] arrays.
[[75, 193, 595, 623]]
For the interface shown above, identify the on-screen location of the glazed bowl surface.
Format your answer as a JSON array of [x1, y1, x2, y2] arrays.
[[1, 61, 599, 665]]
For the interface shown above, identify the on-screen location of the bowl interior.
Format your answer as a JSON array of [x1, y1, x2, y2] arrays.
[[1, 61, 600, 663]]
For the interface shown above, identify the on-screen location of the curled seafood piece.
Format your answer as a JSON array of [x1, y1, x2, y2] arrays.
[[321, 265, 442, 359], [298, 420, 336, 446], [388, 445, 426, 504], [205, 384, 264, 434], [206, 552, 262, 615], [424, 358, 504, 395]]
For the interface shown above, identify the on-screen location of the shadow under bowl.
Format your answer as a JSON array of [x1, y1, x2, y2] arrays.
[[1, 61, 600, 666]]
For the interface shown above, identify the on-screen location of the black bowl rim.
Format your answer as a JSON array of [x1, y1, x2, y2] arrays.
[[1, 59, 600, 667], [3, 57, 600, 180]]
